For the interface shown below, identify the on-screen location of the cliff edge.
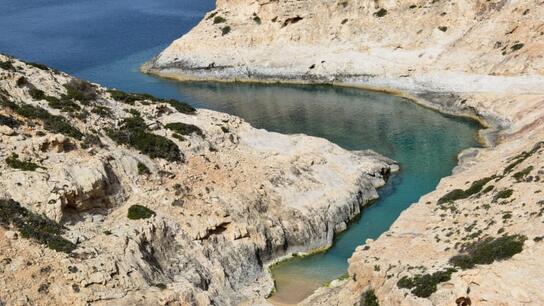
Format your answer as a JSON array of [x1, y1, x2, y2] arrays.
[[144, 1, 544, 305]]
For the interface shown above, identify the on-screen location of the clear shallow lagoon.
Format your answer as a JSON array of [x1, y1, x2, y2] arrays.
[[1, 1, 480, 303]]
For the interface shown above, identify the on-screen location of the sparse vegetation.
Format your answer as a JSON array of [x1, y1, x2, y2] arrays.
[[213, 16, 226, 24], [6, 153, 43, 171], [0, 199, 76, 253], [127, 204, 156, 220], [397, 268, 457, 298], [63, 79, 97, 104], [374, 8, 388, 17], [137, 161, 151, 175], [449, 234, 526, 269], [513, 166, 533, 181], [47, 96, 81, 113], [0, 114, 20, 128], [361, 289, 379, 306], [107, 113, 182, 161], [0, 60, 16, 71], [221, 26, 231, 36], [0, 99, 84, 139], [165, 122, 203, 137], [91, 105, 113, 118], [511, 43, 524, 52], [494, 188, 513, 200], [107, 89, 195, 114], [503, 142, 543, 174], [438, 176, 495, 204]]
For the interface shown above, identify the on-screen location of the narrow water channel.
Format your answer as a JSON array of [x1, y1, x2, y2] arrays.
[[1, 1, 481, 304]]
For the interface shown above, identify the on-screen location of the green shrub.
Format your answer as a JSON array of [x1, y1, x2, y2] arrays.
[[253, 15, 262, 24], [495, 189, 513, 200], [511, 43, 524, 52], [0, 114, 20, 128], [81, 134, 103, 149], [397, 268, 457, 298], [172, 133, 185, 141], [0, 60, 16, 71], [213, 16, 226, 24], [29, 88, 46, 100], [107, 89, 195, 114], [127, 204, 156, 220], [0, 99, 84, 140], [438, 176, 495, 204], [361, 289, 379, 306], [137, 161, 151, 175], [108, 114, 182, 162], [373, 8, 388, 17], [91, 105, 113, 118], [46, 96, 81, 113], [513, 166, 533, 181], [221, 26, 231, 36], [63, 79, 97, 104], [26, 62, 50, 71], [165, 122, 203, 137], [6, 153, 43, 171], [0, 199, 75, 253], [504, 142, 543, 174], [16, 76, 28, 87], [449, 234, 526, 269]]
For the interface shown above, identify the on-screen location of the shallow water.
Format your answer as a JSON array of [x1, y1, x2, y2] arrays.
[[1, 1, 480, 303]]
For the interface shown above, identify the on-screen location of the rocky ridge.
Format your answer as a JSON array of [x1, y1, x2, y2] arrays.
[[144, 0, 544, 305], [0, 54, 396, 305]]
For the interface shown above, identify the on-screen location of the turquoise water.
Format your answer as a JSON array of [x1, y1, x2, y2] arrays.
[[1, 1, 480, 303]]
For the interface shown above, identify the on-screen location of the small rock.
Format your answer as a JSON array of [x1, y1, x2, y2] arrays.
[[4, 231, 18, 240]]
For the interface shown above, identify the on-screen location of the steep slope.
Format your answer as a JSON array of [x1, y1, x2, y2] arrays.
[[0, 54, 395, 305], [144, 0, 544, 305]]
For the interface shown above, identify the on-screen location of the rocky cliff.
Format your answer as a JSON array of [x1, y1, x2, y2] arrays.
[[0, 54, 396, 305], [144, 0, 544, 305]]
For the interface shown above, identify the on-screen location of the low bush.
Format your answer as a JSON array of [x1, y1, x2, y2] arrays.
[[213, 16, 226, 24], [494, 189, 513, 200], [0, 99, 84, 140], [374, 8, 388, 17], [26, 62, 50, 71], [0, 60, 16, 71], [6, 153, 43, 171], [221, 26, 231, 36], [107, 89, 195, 114], [361, 289, 379, 306], [438, 176, 495, 204], [63, 79, 97, 104], [503, 142, 543, 174], [137, 161, 151, 175], [0, 114, 20, 128], [449, 234, 526, 269], [108, 114, 182, 162], [47, 96, 81, 113], [397, 268, 457, 298], [127, 204, 156, 220], [0, 199, 75, 253], [513, 166, 533, 181], [91, 105, 113, 118], [165, 122, 203, 137]]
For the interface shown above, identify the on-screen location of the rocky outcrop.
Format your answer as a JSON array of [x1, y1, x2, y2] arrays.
[[144, 0, 544, 305], [0, 54, 395, 305]]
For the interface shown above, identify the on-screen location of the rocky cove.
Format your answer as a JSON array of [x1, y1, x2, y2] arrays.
[[1, 0, 543, 305]]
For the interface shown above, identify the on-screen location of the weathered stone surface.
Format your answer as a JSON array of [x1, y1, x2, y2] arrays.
[[0, 55, 395, 305], [144, 1, 544, 305]]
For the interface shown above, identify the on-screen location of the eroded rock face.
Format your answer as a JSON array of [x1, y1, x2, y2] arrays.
[[143, 1, 544, 305], [0, 55, 396, 305]]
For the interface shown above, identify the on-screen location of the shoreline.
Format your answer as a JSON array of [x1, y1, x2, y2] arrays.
[[141, 66, 495, 147], [142, 65, 493, 304]]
